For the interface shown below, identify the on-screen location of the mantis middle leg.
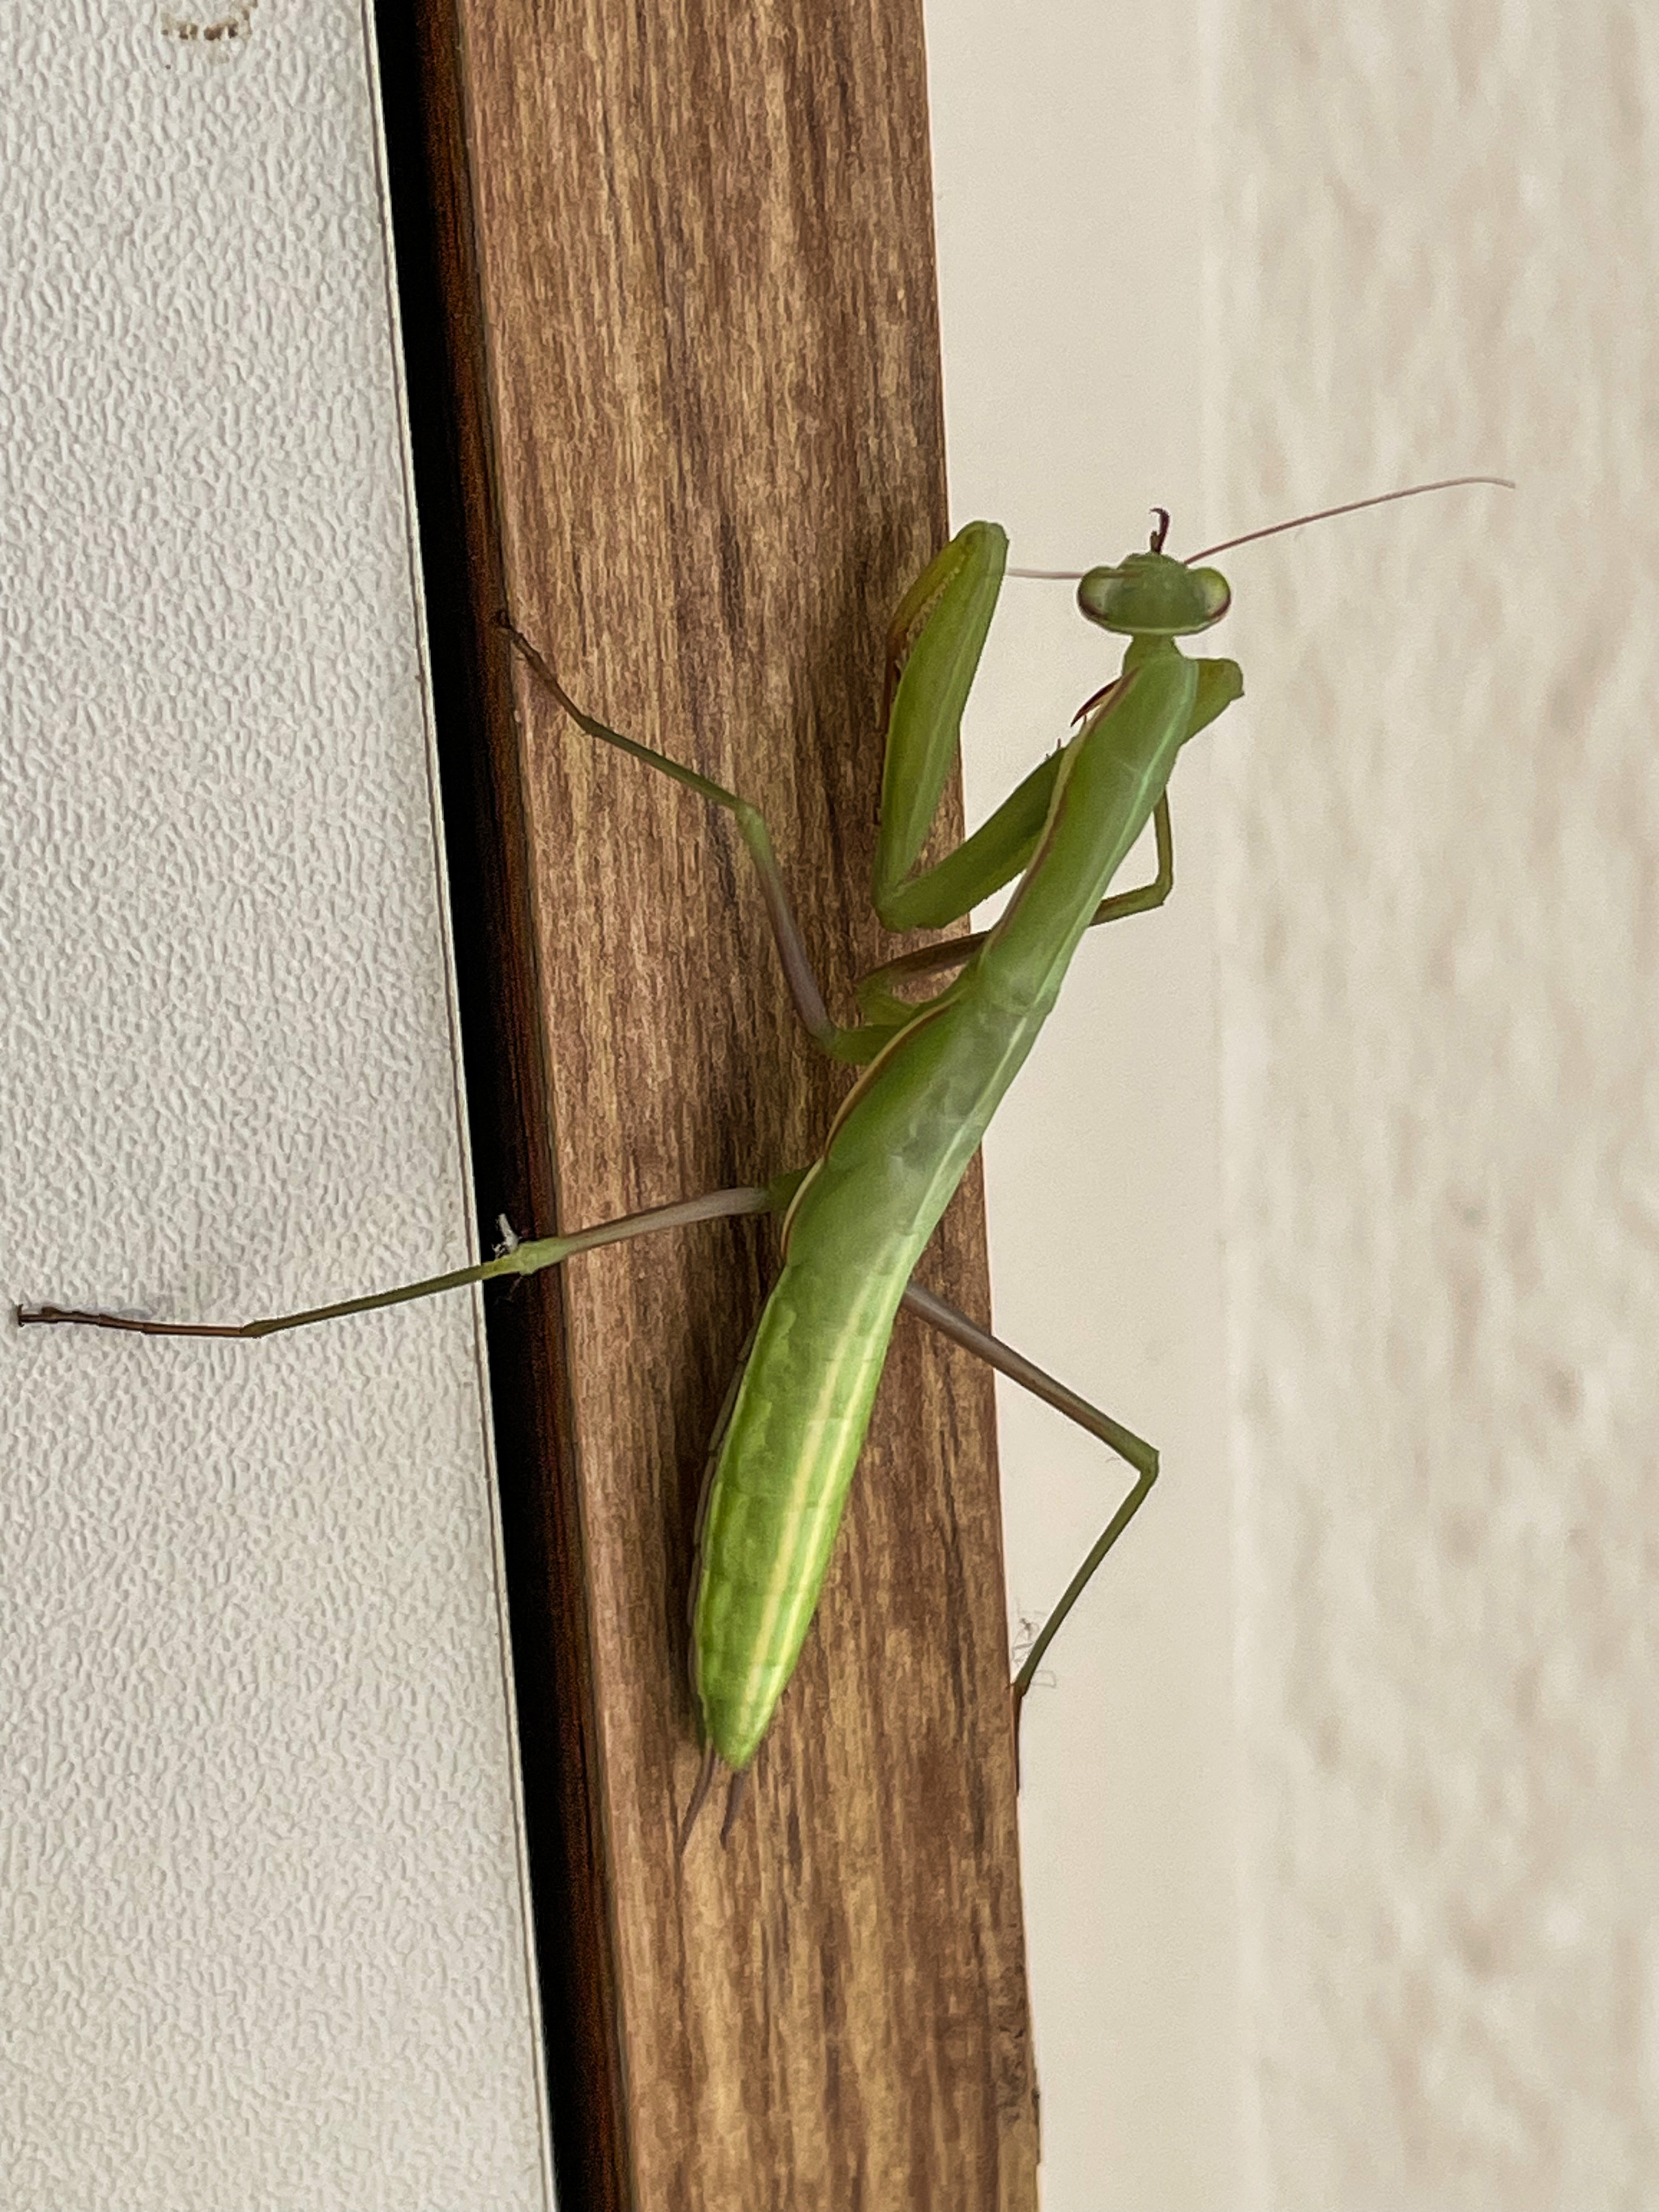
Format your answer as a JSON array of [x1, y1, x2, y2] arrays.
[[498, 619, 867, 1061]]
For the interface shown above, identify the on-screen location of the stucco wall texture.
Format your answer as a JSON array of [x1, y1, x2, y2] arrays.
[[1209, 7, 1658, 2206]]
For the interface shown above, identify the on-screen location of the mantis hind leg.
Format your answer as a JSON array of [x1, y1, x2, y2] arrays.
[[18, 1183, 788, 1339], [899, 1280, 1158, 1766]]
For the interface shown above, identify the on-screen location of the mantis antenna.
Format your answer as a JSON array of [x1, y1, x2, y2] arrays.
[[1008, 472, 1515, 579]]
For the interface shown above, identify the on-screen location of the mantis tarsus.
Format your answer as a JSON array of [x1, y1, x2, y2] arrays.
[[18, 473, 1511, 1844]]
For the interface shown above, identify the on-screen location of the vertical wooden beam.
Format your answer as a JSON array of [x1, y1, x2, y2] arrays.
[[379, 2, 1038, 2203]]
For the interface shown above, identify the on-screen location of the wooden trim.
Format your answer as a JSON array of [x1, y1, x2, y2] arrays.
[[378, 3, 1037, 2203]]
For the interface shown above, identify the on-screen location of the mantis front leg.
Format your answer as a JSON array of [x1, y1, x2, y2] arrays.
[[504, 527, 1055, 1057], [853, 526, 1241, 1021], [855, 793, 1176, 1020]]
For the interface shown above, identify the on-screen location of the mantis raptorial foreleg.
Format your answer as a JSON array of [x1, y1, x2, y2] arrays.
[[504, 539, 1196, 1051], [855, 791, 1175, 1021]]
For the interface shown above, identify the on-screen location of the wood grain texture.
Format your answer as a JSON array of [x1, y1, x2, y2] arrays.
[[382, 2, 1038, 2204]]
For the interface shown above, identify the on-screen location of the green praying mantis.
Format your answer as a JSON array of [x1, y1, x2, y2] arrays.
[[18, 472, 1510, 1843]]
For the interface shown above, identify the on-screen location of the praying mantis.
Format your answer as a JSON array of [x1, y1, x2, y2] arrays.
[[18, 474, 1509, 1843]]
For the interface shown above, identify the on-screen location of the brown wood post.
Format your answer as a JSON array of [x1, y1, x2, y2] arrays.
[[378, 3, 1038, 2204]]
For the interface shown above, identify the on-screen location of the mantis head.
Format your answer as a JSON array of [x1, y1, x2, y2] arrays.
[[1024, 505, 1231, 641], [1076, 540, 1231, 640]]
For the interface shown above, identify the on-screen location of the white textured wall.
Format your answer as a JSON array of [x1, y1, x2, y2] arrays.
[[931, 2, 1657, 2207], [1211, 6, 1658, 2206], [2, 6, 552, 2206]]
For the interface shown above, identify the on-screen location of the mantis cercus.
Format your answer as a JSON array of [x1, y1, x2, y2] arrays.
[[18, 473, 1510, 1843]]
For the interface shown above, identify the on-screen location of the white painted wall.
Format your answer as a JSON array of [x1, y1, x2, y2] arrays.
[[929, 2, 1657, 2207], [1, 6, 552, 2206], [1212, 8, 1658, 2206]]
